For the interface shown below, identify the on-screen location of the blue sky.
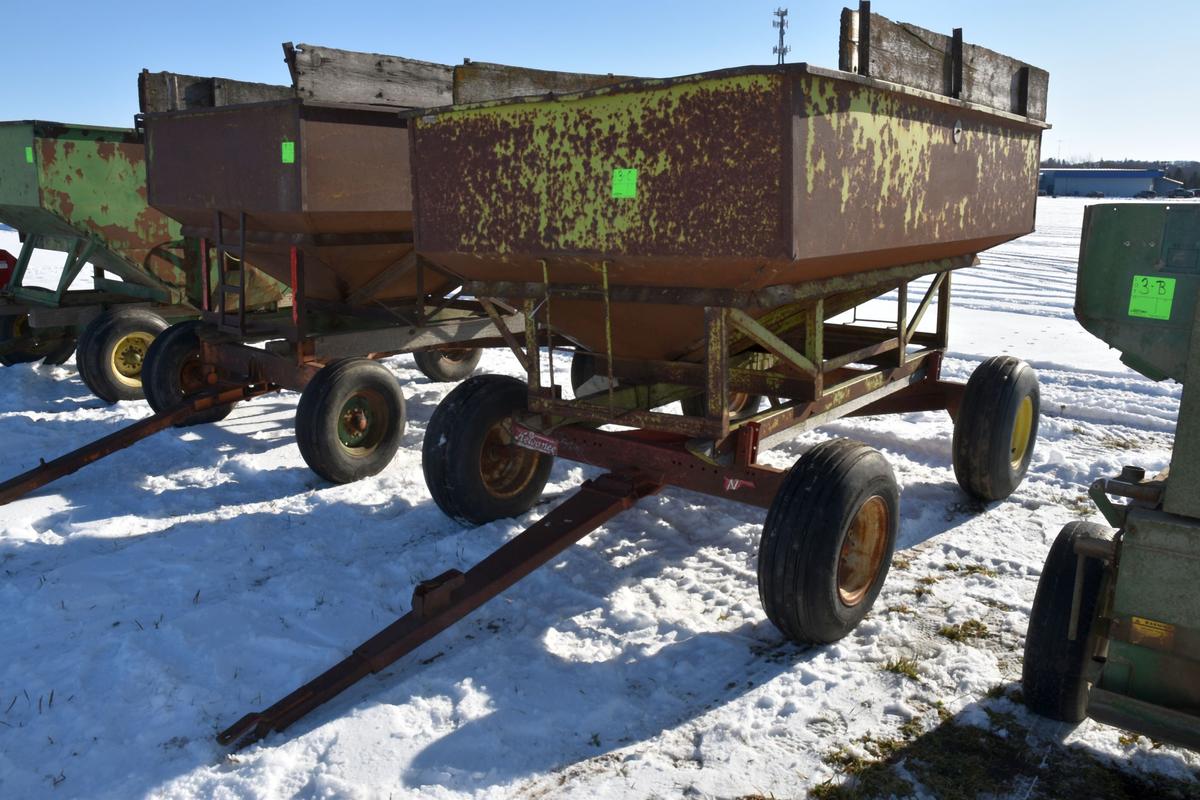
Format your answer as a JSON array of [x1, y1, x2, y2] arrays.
[[3, 1, 1196, 161]]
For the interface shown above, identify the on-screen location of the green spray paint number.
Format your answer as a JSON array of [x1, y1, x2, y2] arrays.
[[611, 168, 638, 199], [1128, 274, 1176, 321], [24, 146, 33, 164], [281, 141, 296, 164]]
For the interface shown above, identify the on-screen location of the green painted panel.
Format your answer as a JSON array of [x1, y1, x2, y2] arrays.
[[0, 120, 289, 313], [1099, 509, 1200, 715], [0, 123, 40, 211], [1076, 203, 1200, 381]]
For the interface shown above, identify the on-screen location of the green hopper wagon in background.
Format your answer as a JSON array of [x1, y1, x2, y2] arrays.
[[0, 121, 288, 402], [1024, 202, 1200, 750]]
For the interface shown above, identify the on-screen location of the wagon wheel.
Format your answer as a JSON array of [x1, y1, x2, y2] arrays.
[[413, 347, 482, 383], [295, 358, 407, 484], [758, 439, 899, 644], [143, 320, 233, 426], [953, 356, 1040, 501], [40, 336, 77, 366], [0, 313, 43, 366], [77, 308, 169, 403], [423, 374, 554, 525], [1023, 521, 1110, 723]]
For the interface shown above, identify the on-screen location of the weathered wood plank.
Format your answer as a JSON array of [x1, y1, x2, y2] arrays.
[[138, 70, 292, 113], [453, 61, 633, 104], [837, 5, 1048, 120], [285, 43, 452, 108]]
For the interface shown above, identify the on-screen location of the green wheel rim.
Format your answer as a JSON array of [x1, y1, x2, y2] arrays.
[[337, 390, 388, 454]]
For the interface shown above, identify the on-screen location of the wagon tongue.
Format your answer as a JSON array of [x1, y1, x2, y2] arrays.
[[0, 382, 278, 506], [217, 471, 661, 750]]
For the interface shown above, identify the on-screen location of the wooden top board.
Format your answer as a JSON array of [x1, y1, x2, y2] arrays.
[[138, 70, 292, 113], [838, 2, 1049, 121]]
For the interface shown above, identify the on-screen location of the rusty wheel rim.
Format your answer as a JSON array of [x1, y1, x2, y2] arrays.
[[177, 349, 208, 395], [109, 331, 155, 388], [837, 495, 891, 607], [337, 389, 389, 455], [728, 392, 751, 415], [1010, 395, 1034, 469], [479, 421, 541, 500]]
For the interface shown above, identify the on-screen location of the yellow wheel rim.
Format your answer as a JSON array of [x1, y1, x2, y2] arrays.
[[109, 331, 155, 388], [1010, 395, 1034, 468], [837, 495, 891, 607]]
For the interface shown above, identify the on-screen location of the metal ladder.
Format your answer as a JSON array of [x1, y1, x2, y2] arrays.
[[211, 210, 248, 335]]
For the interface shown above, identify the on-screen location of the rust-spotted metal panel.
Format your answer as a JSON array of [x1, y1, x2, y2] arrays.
[[0, 120, 288, 310], [145, 102, 303, 229], [413, 70, 790, 282], [409, 63, 1044, 358], [791, 68, 1042, 275], [144, 100, 422, 304], [0, 121, 185, 285]]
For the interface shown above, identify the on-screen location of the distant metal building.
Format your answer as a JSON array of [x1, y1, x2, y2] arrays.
[[1039, 168, 1168, 197]]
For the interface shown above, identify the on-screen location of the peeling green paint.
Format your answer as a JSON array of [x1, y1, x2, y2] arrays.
[[0, 122, 181, 277], [0, 121, 288, 310], [416, 72, 782, 256]]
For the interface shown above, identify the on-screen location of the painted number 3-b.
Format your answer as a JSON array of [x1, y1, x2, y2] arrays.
[[1139, 277, 1167, 295]]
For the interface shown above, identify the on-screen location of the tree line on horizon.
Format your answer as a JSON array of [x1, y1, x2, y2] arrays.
[[1041, 158, 1200, 188]]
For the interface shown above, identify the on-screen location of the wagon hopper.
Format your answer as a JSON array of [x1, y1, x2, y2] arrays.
[[132, 47, 637, 484], [0, 49, 634, 499], [214, 4, 1054, 749], [0, 119, 288, 401]]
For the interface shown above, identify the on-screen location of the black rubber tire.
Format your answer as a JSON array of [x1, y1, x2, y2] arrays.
[[952, 355, 1040, 501], [73, 312, 102, 388], [77, 308, 169, 403], [566, 350, 619, 400], [0, 314, 42, 366], [295, 358, 407, 484], [1022, 521, 1110, 723], [413, 347, 482, 382], [571, 351, 595, 394], [423, 374, 554, 525], [758, 438, 900, 644], [40, 337, 77, 366], [680, 393, 764, 420], [143, 320, 233, 427]]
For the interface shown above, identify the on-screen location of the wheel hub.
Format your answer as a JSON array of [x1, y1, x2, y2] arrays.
[[479, 421, 541, 500], [337, 391, 387, 453], [1010, 395, 1034, 468], [837, 495, 890, 607], [110, 332, 155, 387]]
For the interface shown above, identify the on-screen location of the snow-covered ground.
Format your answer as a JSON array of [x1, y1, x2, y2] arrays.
[[1, 199, 1199, 799]]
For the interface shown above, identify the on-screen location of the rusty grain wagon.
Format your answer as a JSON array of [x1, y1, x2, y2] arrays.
[[214, 4, 1053, 748], [0, 48, 633, 498], [132, 48, 635, 484], [0, 121, 288, 401]]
